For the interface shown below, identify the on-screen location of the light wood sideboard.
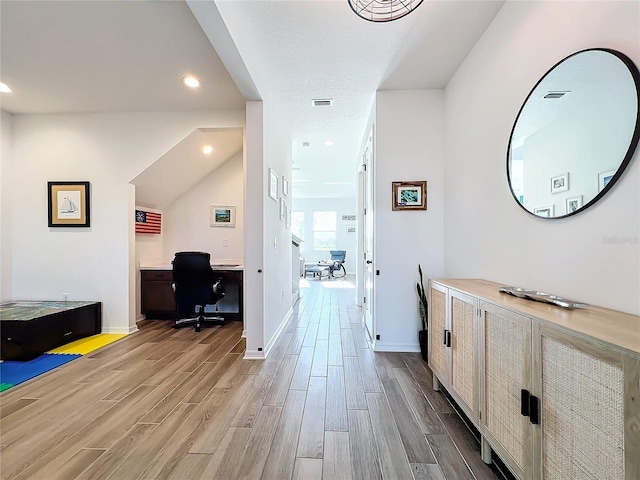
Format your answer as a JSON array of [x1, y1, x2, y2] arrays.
[[428, 278, 640, 480]]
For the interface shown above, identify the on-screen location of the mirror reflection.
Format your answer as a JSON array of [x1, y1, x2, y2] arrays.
[[507, 48, 640, 218]]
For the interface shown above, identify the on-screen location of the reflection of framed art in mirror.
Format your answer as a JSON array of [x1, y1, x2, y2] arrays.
[[565, 196, 583, 214], [550, 173, 569, 194], [534, 205, 554, 217], [598, 170, 615, 192]]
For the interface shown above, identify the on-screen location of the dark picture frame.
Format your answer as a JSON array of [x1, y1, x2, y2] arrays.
[[392, 181, 427, 211], [47, 181, 90, 227]]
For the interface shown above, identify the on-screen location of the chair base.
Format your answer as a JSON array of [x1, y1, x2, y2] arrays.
[[174, 310, 225, 332]]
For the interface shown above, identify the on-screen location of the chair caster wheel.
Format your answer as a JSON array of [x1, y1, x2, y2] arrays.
[[195, 326, 201, 332]]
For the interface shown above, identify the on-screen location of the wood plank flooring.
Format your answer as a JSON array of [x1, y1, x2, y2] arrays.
[[0, 276, 507, 480]]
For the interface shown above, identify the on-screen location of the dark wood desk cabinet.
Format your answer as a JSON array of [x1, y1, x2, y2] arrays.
[[141, 269, 243, 321]]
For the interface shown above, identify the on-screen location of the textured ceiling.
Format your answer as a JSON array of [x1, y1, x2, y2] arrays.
[[211, 0, 505, 198], [1, 0, 505, 200]]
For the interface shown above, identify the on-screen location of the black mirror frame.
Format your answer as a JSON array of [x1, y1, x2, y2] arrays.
[[506, 48, 640, 219]]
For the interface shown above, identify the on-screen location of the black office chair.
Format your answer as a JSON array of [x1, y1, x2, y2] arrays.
[[172, 251, 225, 332]]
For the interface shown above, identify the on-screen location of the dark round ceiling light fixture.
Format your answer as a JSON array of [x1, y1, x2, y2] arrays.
[[347, 0, 424, 22]]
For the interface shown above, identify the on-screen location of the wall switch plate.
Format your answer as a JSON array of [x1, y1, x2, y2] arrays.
[[223, 239, 228, 247]]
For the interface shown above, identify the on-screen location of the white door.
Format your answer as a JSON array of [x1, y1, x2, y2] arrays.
[[362, 129, 374, 339]]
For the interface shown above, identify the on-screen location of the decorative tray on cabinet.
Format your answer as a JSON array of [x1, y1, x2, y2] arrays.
[[498, 286, 589, 309]]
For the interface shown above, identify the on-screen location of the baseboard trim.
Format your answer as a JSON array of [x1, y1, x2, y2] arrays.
[[244, 349, 265, 360], [372, 342, 420, 353], [102, 325, 137, 334]]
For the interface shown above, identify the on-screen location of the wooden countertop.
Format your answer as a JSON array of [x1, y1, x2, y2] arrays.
[[431, 278, 640, 356]]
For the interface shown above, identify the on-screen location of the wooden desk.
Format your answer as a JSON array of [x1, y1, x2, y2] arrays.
[[140, 267, 243, 321]]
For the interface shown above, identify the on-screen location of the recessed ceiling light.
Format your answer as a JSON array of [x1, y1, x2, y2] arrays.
[[0, 82, 12, 93], [323, 140, 334, 146], [182, 76, 201, 89], [302, 142, 310, 147], [202, 145, 213, 155]]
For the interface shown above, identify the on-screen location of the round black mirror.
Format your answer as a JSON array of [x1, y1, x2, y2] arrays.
[[507, 48, 640, 218]]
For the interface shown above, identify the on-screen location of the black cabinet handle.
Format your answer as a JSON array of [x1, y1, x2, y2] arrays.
[[521, 389, 530, 417], [445, 330, 451, 348], [529, 395, 540, 425]]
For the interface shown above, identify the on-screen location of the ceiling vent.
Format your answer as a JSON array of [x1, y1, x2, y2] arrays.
[[543, 91, 570, 99], [312, 98, 333, 107]]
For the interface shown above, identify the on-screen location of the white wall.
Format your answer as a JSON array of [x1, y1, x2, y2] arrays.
[[4, 110, 244, 333], [444, 1, 640, 315], [292, 197, 357, 274], [163, 152, 244, 264], [374, 90, 445, 351], [0, 110, 13, 301], [261, 101, 294, 355], [243, 101, 265, 357]]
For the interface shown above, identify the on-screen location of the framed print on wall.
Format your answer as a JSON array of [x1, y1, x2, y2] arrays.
[[269, 168, 278, 201], [282, 176, 289, 197], [210, 205, 236, 227], [279, 198, 286, 220], [392, 181, 427, 211], [47, 181, 90, 227]]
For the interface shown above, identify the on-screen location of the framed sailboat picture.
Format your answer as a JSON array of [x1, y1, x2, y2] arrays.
[[48, 181, 90, 227]]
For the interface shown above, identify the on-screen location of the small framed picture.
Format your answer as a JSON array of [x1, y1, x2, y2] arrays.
[[346, 225, 356, 235], [565, 195, 583, 214], [550, 173, 569, 193], [392, 181, 427, 211], [47, 181, 90, 227], [282, 176, 289, 197], [598, 170, 615, 192], [285, 206, 291, 229], [210, 205, 236, 227], [534, 205, 554, 218], [269, 168, 278, 201], [279, 197, 285, 220]]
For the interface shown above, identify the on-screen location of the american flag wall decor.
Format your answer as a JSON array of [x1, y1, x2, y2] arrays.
[[135, 209, 162, 234]]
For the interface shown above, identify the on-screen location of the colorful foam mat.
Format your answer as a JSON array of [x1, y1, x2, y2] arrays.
[[0, 333, 126, 392]]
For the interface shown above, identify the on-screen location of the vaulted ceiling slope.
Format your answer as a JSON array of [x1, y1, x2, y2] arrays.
[[0, 0, 245, 114]]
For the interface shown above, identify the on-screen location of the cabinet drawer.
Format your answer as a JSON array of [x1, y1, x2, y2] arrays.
[[141, 270, 173, 281]]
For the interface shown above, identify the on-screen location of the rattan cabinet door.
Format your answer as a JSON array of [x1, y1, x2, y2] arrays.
[[481, 302, 532, 480], [450, 289, 478, 421], [532, 322, 639, 480], [429, 282, 448, 385]]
